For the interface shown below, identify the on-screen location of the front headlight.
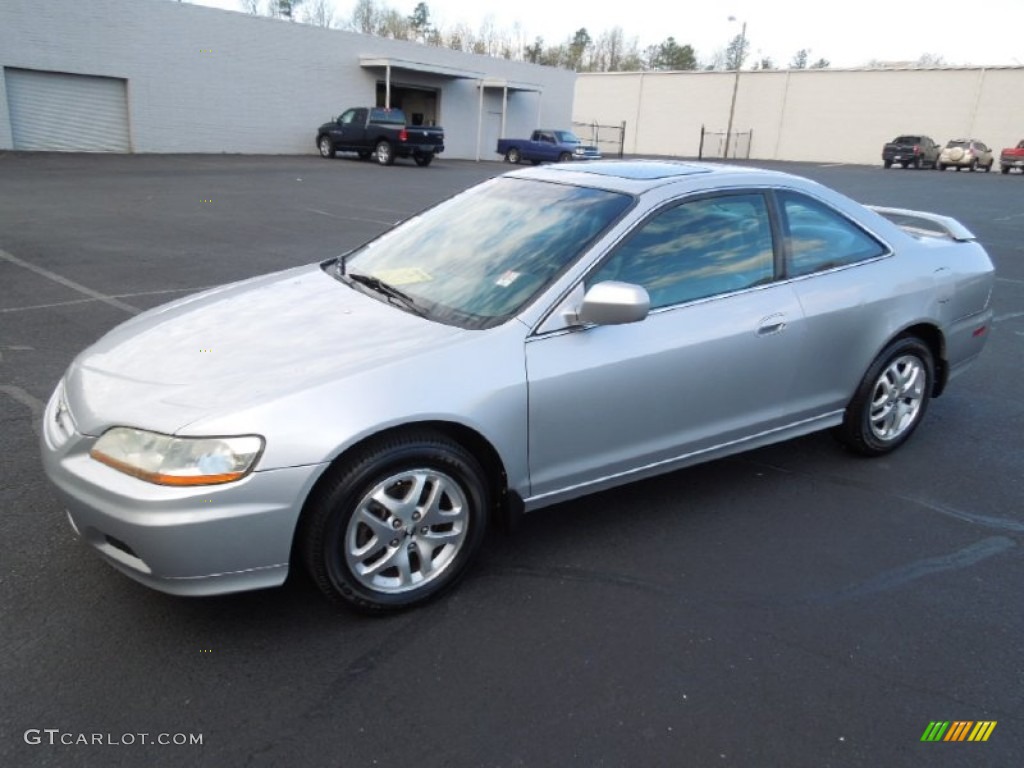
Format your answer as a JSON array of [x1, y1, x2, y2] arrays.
[[89, 428, 264, 486]]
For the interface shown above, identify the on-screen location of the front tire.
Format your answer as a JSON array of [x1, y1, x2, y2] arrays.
[[300, 432, 491, 613], [318, 136, 335, 159], [558, 152, 573, 163], [834, 337, 934, 457], [375, 140, 395, 166]]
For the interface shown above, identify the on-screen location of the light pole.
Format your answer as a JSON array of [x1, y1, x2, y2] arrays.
[[723, 16, 746, 160]]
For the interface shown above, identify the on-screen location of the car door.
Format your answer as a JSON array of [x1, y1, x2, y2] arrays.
[[525, 191, 807, 500], [333, 108, 367, 151], [774, 190, 895, 419]]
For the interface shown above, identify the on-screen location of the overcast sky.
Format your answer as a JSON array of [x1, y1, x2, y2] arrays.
[[191, 0, 1024, 69]]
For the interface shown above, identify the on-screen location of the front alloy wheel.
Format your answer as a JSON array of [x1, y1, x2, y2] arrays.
[[318, 136, 335, 158], [835, 337, 934, 456], [300, 432, 490, 612]]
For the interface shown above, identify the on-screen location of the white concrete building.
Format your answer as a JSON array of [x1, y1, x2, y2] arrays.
[[0, 0, 575, 160], [574, 67, 1024, 165]]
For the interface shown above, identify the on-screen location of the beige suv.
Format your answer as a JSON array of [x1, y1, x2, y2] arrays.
[[937, 139, 994, 172]]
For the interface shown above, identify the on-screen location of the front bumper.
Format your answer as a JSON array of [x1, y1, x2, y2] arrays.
[[40, 383, 328, 596]]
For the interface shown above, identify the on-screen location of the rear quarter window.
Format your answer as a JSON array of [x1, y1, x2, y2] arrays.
[[779, 192, 887, 278]]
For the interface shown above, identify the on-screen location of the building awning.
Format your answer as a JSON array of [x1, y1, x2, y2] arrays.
[[478, 78, 543, 93], [359, 56, 484, 80]]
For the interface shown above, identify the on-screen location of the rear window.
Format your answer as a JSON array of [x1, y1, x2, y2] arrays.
[[946, 140, 968, 148], [894, 136, 921, 144], [369, 108, 406, 125]]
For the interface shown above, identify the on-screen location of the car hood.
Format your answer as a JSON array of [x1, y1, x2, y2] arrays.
[[64, 265, 466, 435]]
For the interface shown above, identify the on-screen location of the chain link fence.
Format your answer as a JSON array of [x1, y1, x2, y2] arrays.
[[698, 126, 752, 159], [572, 120, 626, 159]]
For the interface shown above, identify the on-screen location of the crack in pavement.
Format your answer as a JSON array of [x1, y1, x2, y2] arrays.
[[0, 384, 45, 436]]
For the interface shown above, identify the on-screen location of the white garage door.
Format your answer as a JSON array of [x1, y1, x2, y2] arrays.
[[5, 68, 130, 152]]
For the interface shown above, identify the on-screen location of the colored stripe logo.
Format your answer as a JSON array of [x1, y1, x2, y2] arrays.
[[921, 721, 997, 742]]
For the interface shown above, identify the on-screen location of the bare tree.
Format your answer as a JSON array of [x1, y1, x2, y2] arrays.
[[350, 0, 383, 34], [916, 52, 946, 67], [241, 0, 260, 15], [301, 0, 333, 28], [725, 33, 750, 70]]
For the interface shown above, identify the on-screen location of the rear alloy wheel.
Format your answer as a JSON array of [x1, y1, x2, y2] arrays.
[[413, 154, 433, 167], [300, 432, 491, 612], [318, 136, 335, 159], [834, 337, 934, 457], [375, 140, 395, 166], [505, 147, 521, 164]]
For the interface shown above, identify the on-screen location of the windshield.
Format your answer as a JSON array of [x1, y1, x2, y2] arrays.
[[338, 177, 633, 329], [554, 131, 581, 143]]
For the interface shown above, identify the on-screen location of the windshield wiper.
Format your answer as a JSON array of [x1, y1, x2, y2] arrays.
[[347, 273, 427, 317]]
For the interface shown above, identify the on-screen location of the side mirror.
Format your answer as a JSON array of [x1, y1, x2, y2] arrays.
[[577, 281, 650, 326]]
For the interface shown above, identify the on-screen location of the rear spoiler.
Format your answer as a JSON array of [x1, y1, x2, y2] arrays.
[[867, 205, 977, 242]]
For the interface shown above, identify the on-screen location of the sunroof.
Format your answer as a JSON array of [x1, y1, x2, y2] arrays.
[[555, 161, 713, 180]]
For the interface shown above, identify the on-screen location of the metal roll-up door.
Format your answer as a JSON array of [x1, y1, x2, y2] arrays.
[[5, 68, 130, 152]]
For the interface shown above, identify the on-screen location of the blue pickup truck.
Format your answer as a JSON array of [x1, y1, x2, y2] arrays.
[[496, 130, 602, 164]]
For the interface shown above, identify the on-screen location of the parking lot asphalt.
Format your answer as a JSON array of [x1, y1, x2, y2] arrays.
[[1, 152, 1022, 768]]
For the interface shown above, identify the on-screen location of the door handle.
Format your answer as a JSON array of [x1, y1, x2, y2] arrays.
[[756, 313, 787, 336]]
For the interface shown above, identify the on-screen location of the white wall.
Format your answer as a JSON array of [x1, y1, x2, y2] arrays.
[[0, 0, 575, 159], [576, 67, 1024, 164]]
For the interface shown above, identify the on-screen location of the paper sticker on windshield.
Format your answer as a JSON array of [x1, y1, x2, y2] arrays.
[[495, 270, 522, 288], [375, 267, 433, 286]]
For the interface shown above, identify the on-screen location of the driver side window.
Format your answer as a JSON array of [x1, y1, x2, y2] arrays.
[[587, 193, 775, 310]]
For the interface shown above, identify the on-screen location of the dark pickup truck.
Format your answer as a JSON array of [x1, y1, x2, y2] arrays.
[[316, 107, 444, 166], [882, 135, 940, 169]]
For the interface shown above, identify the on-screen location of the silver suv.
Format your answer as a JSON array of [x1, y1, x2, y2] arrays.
[[938, 139, 994, 172]]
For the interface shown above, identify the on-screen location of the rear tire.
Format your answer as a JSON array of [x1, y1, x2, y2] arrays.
[[883, 160, 892, 169], [413, 154, 434, 167], [505, 147, 521, 164], [937, 162, 946, 171], [375, 140, 395, 166], [834, 337, 934, 457]]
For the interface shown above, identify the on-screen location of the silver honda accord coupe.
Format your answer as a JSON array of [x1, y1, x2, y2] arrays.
[[40, 161, 995, 612]]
